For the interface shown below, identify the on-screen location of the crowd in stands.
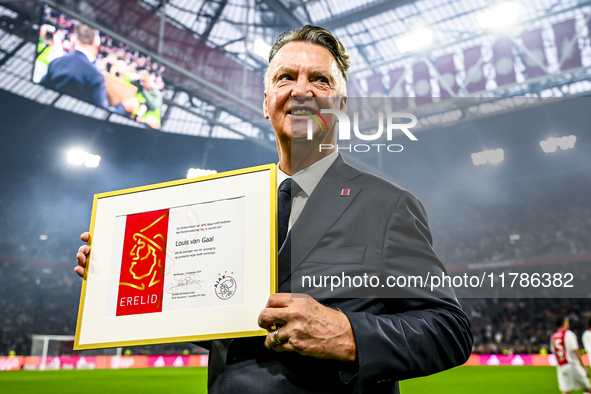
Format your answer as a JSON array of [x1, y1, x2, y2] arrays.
[[0, 261, 80, 356], [35, 6, 165, 128], [465, 298, 591, 355], [95, 35, 166, 129], [429, 194, 591, 267], [0, 183, 83, 264]]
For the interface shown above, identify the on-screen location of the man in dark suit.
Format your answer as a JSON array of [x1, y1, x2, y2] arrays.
[[76, 25, 472, 393], [41, 22, 109, 109]]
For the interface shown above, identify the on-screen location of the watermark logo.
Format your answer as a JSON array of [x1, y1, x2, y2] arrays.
[[297, 107, 328, 133], [305, 109, 418, 153]]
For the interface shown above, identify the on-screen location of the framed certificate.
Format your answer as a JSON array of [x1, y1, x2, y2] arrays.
[[74, 164, 277, 350]]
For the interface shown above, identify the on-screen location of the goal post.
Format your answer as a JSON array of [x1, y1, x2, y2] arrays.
[[31, 335, 121, 370]]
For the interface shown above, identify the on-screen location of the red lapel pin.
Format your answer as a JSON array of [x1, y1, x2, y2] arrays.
[[341, 189, 351, 196]]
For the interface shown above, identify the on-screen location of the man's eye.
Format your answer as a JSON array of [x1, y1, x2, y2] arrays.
[[279, 75, 294, 81], [315, 77, 329, 83]]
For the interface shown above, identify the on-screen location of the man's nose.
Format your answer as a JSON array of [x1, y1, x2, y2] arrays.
[[291, 76, 314, 99]]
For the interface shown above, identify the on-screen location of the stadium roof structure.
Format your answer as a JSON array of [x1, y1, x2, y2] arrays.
[[1, 0, 591, 149]]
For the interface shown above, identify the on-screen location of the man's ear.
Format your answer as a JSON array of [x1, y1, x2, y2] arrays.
[[263, 91, 269, 119], [340, 96, 347, 113]]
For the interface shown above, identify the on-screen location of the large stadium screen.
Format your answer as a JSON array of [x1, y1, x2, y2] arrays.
[[32, 5, 165, 129]]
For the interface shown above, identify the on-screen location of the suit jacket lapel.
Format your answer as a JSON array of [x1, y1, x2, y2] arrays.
[[277, 155, 363, 288]]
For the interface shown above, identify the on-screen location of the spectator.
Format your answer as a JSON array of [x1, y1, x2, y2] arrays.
[[40, 22, 109, 109]]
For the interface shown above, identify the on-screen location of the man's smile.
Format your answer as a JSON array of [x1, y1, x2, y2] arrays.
[[289, 107, 317, 116]]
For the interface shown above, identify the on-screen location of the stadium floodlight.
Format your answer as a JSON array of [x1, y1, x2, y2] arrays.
[[67, 149, 101, 168], [395, 29, 433, 53], [187, 168, 217, 179], [476, 2, 523, 30], [539, 135, 576, 153], [254, 38, 272, 60], [471, 148, 505, 166]]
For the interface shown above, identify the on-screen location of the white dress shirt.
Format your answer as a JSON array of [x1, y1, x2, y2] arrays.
[[277, 151, 338, 229]]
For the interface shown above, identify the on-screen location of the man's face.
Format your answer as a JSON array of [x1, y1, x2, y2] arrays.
[[263, 41, 346, 144]]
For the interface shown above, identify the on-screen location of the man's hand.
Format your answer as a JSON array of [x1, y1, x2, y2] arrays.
[[258, 293, 357, 362], [75, 232, 90, 277]]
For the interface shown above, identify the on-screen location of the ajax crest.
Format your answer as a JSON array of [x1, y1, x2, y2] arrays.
[[214, 273, 237, 300]]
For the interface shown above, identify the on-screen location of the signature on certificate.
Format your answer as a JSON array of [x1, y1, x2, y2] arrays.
[[167, 275, 205, 294]]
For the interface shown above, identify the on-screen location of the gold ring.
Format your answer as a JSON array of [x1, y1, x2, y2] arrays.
[[273, 328, 281, 345]]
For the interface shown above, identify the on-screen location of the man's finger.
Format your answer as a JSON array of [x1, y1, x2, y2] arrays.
[[75, 235, 90, 279], [78, 244, 89, 255], [264, 327, 294, 351], [77, 245, 88, 264], [76, 251, 87, 267], [266, 293, 312, 307], [265, 293, 294, 308], [258, 308, 289, 329], [74, 265, 85, 277], [267, 340, 296, 353]]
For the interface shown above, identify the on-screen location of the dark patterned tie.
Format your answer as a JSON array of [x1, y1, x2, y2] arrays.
[[277, 178, 292, 249]]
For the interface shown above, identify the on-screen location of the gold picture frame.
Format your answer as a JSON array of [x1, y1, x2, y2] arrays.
[[74, 164, 277, 350]]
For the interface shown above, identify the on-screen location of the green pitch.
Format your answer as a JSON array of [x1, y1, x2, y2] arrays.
[[401, 366, 572, 394], [0, 365, 584, 393], [0, 367, 208, 394]]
